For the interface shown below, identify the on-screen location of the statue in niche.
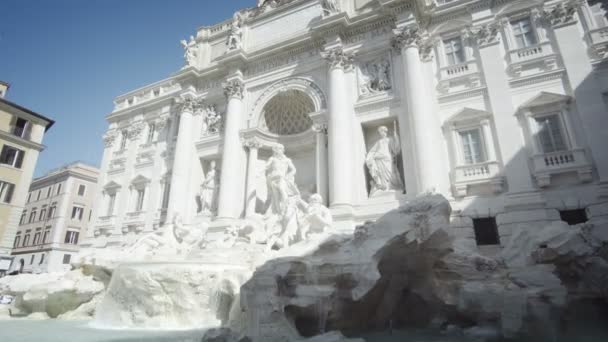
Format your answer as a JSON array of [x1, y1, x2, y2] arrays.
[[199, 161, 219, 215], [180, 36, 197, 68], [227, 12, 243, 51], [359, 58, 392, 96], [366, 124, 403, 196], [320, 0, 340, 17]]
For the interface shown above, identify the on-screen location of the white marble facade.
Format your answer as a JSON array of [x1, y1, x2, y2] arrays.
[[86, 0, 608, 251]]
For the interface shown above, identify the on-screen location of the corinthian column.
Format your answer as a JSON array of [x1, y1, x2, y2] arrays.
[[243, 137, 261, 217], [167, 93, 198, 221], [322, 46, 356, 210], [217, 78, 246, 219], [392, 26, 445, 194]]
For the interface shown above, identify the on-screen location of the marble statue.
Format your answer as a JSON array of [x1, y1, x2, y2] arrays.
[[199, 161, 219, 214], [265, 144, 300, 216], [320, 0, 340, 17], [126, 213, 203, 257], [201, 105, 222, 136], [180, 36, 197, 68], [227, 12, 243, 51], [298, 194, 332, 238], [366, 124, 403, 196], [359, 58, 392, 96]]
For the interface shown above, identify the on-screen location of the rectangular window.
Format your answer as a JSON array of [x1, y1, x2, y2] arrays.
[[459, 129, 486, 164], [39, 253, 45, 265], [64, 231, 79, 245], [23, 234, 30, 247], [120, 130, 128, 150], [0, 145, 25, 168], [146, 122, 156, 144], [107, 193, 116, 216], [78, 184, 86, 196], [62, 254, 71, 264], [33, 232, 41, 245], [27, 192, 32, 203], [161, 183, 170, 209], [13, 235, 21, 248], [39, 208, 46, 221], [36, 190, 41, 201], [56, 183, 62, 195], [135, 188, 145, 212], [443, 37, 465, 65], [473, 217, 500, 246], [43, 228, 51, 244], [19, 210, 27, 225], [29, 209, 37, 223], [71, 206, 84, 221], [30, 255, 35, 265], [46, 187, 52, 198], [560, 209, 588, 226], [0, 181, 15, 204], [511, 17, 537, 48], [48, 204, 56, 219], [534, 114, 567, 153], [12, 118, 28, 138]]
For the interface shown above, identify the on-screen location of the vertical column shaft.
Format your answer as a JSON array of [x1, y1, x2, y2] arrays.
[[244, 139, 260, 218], [167, 102, 194, 221]]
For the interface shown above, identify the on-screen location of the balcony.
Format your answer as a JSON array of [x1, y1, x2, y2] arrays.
[[452, 161, 504, 197], [588, 27, 608, 59], [123, 211, 146, 232], [508, 41, 557, 76], [437, 60, 481, 93], [532, 148, 593, 187]]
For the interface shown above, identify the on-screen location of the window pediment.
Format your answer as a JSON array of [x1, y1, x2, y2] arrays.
[[443, 107, 491, 128], [103, 181, 121, 192], [131, 175, 151, 187], [518, 92, 571, 114]]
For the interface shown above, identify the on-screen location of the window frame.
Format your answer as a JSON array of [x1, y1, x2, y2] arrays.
[[0, 180, 15, 204], [458, 127, 488, 165], [0, 145, 25, 169], [510, 17, 538, 49]]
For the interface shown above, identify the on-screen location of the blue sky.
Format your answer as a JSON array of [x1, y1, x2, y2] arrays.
[[0, 0, 252, 177]]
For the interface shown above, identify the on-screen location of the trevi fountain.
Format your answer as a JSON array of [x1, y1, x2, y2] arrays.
[[2, 0, 608, 341]]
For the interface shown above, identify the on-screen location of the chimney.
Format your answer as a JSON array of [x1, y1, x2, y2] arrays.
[[0, 81, 9, 99]]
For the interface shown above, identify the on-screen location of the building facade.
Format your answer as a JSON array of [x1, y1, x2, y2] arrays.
[[87, 0, 608, 253], [0, 81, 54, 273], [10, 162, 99, 273]]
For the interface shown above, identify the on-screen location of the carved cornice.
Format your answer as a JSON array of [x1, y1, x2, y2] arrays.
[[543, 0, 582, 27], [321, 47, 355, 70], [223, 79, 244, 100]]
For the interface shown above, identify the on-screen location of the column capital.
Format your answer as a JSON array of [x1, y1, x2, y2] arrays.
[[391, 25, 435, 61], [312, 122, 328, 134], [466, 22, 503, 47], [155, 115, 170, 131], [543, 0, 582, 27], [321, 47, 355, 70], [128, 121, 145, 139], [174, 96, 196, 113], [223, 79, 244, 100], [103, 130, 117, 147], [243, 137, 262, 149]]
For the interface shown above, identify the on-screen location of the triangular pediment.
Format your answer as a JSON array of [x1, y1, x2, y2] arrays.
[[444, 107, 491, 127], [519, 92, 571, 111], [131, 175, 150, 185], [103, 181, 121, 191]]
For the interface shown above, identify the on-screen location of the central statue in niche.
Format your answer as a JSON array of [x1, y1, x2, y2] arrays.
[[366, 125, 404, 196]]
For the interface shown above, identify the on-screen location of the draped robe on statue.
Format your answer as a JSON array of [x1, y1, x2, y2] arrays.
[[366, 135, 403, 195]]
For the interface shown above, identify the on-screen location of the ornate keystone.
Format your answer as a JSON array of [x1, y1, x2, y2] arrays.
[[223, 79, 244, 100], [321, 47, 355, 70]]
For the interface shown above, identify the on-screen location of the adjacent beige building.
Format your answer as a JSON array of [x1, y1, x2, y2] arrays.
[[10, 162, 99, 273], [0, 81, 54, 273]]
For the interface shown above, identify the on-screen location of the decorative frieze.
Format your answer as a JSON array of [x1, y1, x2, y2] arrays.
[[223, 79, 245, 99], [321, 47, 355, 70]]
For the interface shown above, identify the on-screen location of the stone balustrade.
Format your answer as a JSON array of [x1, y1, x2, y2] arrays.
[[532, 148, 593, 187]]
